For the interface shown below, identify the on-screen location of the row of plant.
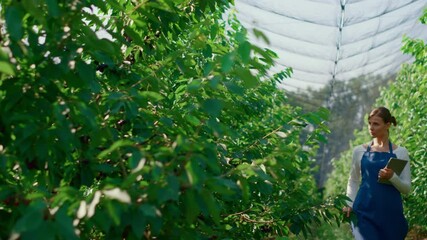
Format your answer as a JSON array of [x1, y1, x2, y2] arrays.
[[0, 0, 346, 239]]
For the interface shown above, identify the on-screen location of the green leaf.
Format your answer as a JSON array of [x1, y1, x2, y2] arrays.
[[91, 163, 116, 173], [317, 107, 330, 120], [238, 41, 251, 64], [0, 61, 15, 75], [236, 68, 259, 88], [184, 190, 200, 224], [55, 206, 78, 240], [21, 0, 45, 24], [5, 6, 25, 41], [202, 98, 223, 117], [224, 81, 245, 95], [140, 91, 164, 102], [45, 0, 60, 17], [206, 177, 237, 195], [106, 201, 121, 226], [238, 178, 250, 203], [157, 175, 180, 203], [201, 189, 220, 224], [76, 61, 99, 92], [221, 53, 234, 72], [97, 140, 134, 159], [92, 210, 112, 232], [124, 26, 145, 46], [185, 158, 204, 186], [131, 208, 147, 239], [140, 204, 159, 217], [175, 58, 188, 73], [253, 29, 270, 44], [20, 221, 56, 240], [303, 113, 322, 125], [187, 79, 202, 92], [185, 114, 201, 126], [208, 75, 221, 89], [199, 0, 207, 11], [203, 62, 213, 77], [198, 151, 220, 174], [128, 151, 144, 170], [13, 201, 46, 233], [203, 44, 213, 58]]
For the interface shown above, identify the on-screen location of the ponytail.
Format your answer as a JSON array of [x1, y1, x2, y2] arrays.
[[390, 116, 397, 126]]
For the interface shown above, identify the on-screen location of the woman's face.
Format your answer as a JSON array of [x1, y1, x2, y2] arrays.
[[368, 115, 390, 138]]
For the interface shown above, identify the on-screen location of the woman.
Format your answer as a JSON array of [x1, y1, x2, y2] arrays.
[[343, 107, 411, 240]]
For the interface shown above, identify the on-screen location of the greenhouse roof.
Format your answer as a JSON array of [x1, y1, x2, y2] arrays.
[[235, 0, 427, 91]]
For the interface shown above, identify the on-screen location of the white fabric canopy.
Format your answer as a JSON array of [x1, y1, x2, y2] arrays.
[[234, 0, 427, 91]]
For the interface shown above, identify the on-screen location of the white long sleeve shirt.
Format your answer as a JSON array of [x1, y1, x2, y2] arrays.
[[346, 144, 411, 207]]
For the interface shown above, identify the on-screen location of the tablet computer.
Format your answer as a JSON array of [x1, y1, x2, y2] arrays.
[[378, 158, 408, 184]]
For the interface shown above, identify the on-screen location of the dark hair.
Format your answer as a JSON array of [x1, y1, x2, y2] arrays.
[[368, 107, 397, 126]]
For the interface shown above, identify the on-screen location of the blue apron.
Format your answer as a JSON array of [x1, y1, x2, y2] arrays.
[[352, 141, 408, 240]]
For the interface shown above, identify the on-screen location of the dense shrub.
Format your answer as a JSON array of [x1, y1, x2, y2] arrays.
[[0, 1, 345, 239]]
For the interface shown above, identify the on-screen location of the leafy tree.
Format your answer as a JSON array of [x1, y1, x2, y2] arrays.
[[0, 0, 346, 239]]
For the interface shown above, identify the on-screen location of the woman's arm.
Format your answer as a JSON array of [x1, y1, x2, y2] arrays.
[[346, 146, 363, 207], [389, 147, 411, 194]]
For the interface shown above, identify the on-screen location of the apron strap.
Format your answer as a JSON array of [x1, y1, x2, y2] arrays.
[[367, 141, 393, 153], [367, 141, 373, 152]]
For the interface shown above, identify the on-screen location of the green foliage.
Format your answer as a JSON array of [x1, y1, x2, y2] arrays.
[[291, 223, 353, 240], [382, 33, 427, 232], [0, 0, 346, 239]]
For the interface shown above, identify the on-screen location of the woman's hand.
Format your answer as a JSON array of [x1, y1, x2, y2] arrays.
[[342, 206, 352, 218], [378, 167, 394, 180]]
